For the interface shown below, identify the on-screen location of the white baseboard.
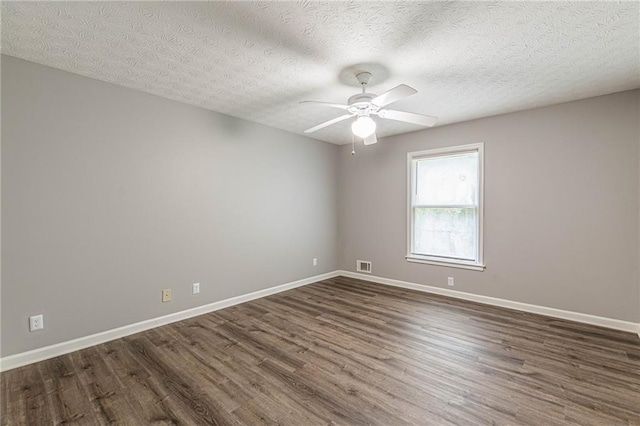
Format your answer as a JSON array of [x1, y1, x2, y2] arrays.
[[338, 270, 640, 337], [0, 271, 340, 372], [3, 269, 637, 372]]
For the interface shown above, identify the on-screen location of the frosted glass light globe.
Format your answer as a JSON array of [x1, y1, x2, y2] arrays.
[[351, 116, 376, 138]]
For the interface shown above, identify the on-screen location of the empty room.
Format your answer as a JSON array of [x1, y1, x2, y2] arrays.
[[1, 1, 639, 425]]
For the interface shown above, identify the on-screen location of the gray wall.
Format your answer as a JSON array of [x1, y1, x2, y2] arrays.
[[2, 55, 638, 359], [339, 90, 640, 323], [1, 55, 339, 357]]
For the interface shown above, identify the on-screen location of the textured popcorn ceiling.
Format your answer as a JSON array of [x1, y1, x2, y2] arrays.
[[2, 1, 639, 145]]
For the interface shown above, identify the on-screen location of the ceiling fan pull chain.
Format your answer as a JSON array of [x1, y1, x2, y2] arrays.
[[351, 133, 356, 156]]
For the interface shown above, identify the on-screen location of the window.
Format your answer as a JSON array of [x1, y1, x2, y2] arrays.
[[407, 143, 484, 271]]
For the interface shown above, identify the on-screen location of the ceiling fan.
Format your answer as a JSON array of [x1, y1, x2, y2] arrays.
[[301, 72, 437, 145]]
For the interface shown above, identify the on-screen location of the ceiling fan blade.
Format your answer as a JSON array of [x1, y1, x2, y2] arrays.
[[300, 100, 350, 110], [378, 109, 438, 127], [363, 133, 377, 145], [304, 114, 354, 133], [370, 84, 417, 108]]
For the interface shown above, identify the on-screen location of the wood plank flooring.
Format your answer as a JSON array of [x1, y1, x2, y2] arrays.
[[2, 276, 639, 425]]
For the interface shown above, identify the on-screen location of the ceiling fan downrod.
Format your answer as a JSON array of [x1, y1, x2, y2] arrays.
[[357, 72, 372, 94]]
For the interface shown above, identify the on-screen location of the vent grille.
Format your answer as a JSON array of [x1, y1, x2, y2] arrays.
[[356, 260, 372, 273]]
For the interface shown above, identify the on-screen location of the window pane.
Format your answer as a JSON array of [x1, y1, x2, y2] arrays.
[[415, 152, 478, 206], [414, 207, 477, 260]]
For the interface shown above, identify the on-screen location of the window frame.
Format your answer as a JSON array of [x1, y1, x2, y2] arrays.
[[406, 143, 485, 271]]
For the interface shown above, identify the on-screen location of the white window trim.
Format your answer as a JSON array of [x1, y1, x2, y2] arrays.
[[406, 143, 485, 271]]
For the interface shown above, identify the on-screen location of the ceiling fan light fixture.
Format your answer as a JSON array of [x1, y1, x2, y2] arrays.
[[351, 116, 376, 138]]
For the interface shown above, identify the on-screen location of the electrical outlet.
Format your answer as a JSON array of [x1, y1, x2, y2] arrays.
[[29, 314, 44, 332], [447, 277, 455, 287], [162, 289, 172, 303], [192, 282, 200, 294], [313, 258, 318, 266]]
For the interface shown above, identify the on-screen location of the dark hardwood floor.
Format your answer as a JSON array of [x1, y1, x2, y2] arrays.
[[2, 276, 639, 425]]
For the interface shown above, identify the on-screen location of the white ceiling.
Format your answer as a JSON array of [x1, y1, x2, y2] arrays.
[[2, 1, 639, 145]]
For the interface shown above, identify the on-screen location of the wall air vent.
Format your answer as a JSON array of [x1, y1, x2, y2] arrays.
[[356, 260, 372, 273]]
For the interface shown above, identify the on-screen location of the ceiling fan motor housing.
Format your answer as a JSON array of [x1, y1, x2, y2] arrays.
[[348, 92, 376, 106]]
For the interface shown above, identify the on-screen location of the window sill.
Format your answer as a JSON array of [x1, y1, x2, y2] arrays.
[[405, 256, 485, 271]]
